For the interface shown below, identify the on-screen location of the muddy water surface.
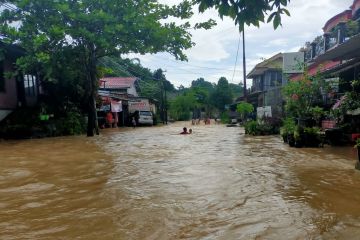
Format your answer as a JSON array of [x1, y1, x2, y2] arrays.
[[0, 122, 360, 239]]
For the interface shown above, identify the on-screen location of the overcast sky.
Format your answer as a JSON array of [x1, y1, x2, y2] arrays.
[[128, 0, 354, 88]]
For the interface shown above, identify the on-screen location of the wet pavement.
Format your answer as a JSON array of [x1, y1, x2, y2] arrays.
[[0, 122, 359, 239]]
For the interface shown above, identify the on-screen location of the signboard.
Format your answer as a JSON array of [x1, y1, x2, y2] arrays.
[[98, 90, 110, 96], [129, 99, 151, 113], [283, 52, 305, 74], [99, 104, 110, 112], [111, 101, 122, 113], [257, 106, 272, 118]]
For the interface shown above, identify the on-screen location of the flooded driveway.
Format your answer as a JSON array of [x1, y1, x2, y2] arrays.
[[0, 122, 360, 239]]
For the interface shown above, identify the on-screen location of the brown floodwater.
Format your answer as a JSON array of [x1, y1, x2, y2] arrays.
[[0, 122, 360, 239]]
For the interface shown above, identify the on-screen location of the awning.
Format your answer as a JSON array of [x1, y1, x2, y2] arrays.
[[322, 58, 360, 75]]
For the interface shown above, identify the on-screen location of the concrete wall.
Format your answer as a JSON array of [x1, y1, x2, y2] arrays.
[[127, 85, 138, 97]]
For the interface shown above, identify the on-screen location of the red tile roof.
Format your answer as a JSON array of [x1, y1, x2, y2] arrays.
[[99, 77, 137, 89]]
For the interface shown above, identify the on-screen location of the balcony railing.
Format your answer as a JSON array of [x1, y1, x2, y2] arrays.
[[304, 19, 360, 62]]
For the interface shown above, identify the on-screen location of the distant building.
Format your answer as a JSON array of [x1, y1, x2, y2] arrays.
[[98, 77, 157, 126], [246, 53, 285, 118], [99, 77, 140, 97]]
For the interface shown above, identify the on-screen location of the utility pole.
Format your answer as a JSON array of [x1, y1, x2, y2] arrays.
[[164, 82, 168, 124], [162, 70, 168, 125], [162, 79, 165, 124], [242, 27, 247, 102]]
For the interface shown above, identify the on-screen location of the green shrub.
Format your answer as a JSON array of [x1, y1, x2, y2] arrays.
[[304, 126, 320, 136], [220, 111, 230, 124], [257, 123, 274, 135], [280, 117, 296, 137], [244, 120, 258, 135], [293, 125, 303, 142], [236, 102, 254, 121], [55, 110, 86, 135]]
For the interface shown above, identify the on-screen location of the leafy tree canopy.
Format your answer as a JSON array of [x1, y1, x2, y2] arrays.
[[236, 102, 254, 120], [282, 71, 330, 119], [211, 77, 233, 111], [191, 77, 215, 92], [193, 0, 291, 30], [0, 0, 212, 135]]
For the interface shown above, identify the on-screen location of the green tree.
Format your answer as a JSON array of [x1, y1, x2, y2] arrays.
[[169, 93, 197, 121], [211, 77, 233, 112], [282, 71, 329, 119], [236, 102, 254, 121], [191, 78, 215, 92], [194, 0, 291, 29], [0, 0, 203, 136], [229, 83, 244, 98]]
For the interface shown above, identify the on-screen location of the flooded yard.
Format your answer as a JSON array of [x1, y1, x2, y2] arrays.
[[0, 122, 359, 239]]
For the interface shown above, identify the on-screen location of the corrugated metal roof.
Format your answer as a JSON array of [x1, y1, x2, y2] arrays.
[[247, 53, 283, 78], [99, 77, 137, 89]]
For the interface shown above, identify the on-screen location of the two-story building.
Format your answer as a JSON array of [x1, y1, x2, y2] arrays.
[[289, 0, 360, 98], [246, 53, 285, 118]]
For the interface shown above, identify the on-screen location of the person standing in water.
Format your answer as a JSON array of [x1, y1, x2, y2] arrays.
[[132, 117, 136, 128]]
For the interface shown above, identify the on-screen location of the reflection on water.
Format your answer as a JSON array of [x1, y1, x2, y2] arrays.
[[0, 122, 360, 239]]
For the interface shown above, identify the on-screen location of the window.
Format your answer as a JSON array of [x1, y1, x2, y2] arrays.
[[270, 71, 282, 87], [139, 111, 152, 116], [24, 74, 37, 96], [0, 61, 4, 92]]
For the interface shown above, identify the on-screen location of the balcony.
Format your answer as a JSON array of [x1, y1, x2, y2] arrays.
[[304, 19, 360, 62]]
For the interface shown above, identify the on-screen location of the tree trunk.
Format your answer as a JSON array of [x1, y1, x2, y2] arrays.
[[87, 95, 95, 137], [86, 44, 99, 137]]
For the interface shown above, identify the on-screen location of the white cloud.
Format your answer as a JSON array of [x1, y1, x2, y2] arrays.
[[266, 38, 289, 47]]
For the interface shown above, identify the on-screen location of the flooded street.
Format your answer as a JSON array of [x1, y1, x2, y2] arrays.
[[1, 122, 360, 239]]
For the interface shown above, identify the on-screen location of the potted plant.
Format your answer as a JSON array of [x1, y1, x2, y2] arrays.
[[355, 139, 360, 170], [280, 118, 296, 143], [293, 126, 304, 148], [303, 127, 321, 147], [355, 138, 360, 160]]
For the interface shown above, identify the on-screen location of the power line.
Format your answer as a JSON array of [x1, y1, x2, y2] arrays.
[[231, 33, 241, 82], [150, 54, 243, 72]]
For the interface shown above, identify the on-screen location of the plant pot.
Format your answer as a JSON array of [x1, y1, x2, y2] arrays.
[[282, 135, 288, 143], [358, 147, 360, 162], [294, 140, 303, 148], [325, 128, 345, 146], [303, 133, 320, 148]]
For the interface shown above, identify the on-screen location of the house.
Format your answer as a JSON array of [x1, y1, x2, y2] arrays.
[[98, 77, 158, 126], [99, 77, 140, 97], [246, 53, 285, 118], [288, 0, 360, 101], [0, 41, 40, 122]]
